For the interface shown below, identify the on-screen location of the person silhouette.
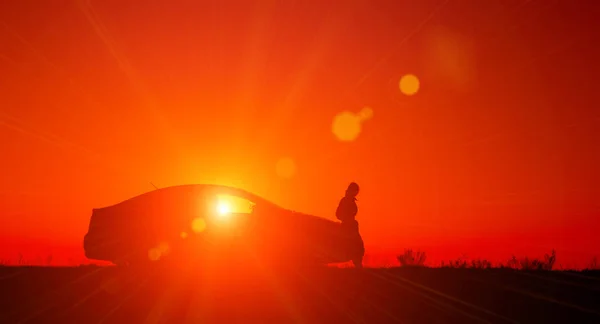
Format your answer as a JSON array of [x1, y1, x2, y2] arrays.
[[336, 182, 365, 268]]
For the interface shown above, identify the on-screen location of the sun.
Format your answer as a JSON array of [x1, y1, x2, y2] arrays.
[[217, 200, 231, 216]]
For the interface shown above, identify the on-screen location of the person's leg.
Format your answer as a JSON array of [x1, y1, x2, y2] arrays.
[[354, 221, 365, 268]]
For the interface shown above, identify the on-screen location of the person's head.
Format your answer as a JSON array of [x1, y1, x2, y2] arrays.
[[345, 182, 360, 197]]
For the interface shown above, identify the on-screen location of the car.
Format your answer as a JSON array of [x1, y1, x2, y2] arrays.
[[83, 184, 365, 268]]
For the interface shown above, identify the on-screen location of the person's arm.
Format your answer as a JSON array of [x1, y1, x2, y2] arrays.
[[335, 198, 344, 220], [350, 201, 358, 218]]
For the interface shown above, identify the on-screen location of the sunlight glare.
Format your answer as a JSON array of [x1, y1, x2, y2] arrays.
[[217, 200, 231, 215], [332, 111, 362, 141], [180, 231, 188, 239], [276, 157, 297, 179], [399, 74, 420, 96], [191, 217, 207, 233]]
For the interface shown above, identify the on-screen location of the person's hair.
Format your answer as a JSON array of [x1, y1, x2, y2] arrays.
[[346, 182, 359, 196]]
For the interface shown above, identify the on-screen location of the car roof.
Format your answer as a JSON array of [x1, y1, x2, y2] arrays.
[[94, 183, 282, 212]]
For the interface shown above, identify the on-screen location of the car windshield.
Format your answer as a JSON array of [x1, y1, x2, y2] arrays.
[[198, 184, 283, 212]]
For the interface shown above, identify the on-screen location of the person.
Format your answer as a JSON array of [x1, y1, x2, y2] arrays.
[[336, 182, 359, 223], [336, 182, 365, 268]]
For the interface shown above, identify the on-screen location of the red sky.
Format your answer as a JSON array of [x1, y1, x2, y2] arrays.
[[0, 0, 598, 268]]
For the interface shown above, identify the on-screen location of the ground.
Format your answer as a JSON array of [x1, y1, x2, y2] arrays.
[[1, 264, 599, 323]]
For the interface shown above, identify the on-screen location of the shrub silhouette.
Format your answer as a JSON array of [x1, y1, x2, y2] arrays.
[[442, 257, 468, 269], [507, 249, 556, 271], [470, 259, 493, 269], [12, 250, 600, 271], [396, 249, 427, 267], [441, 258, 493, 269]]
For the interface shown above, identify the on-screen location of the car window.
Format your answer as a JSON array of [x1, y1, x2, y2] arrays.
[[213, 194, 255, 214]]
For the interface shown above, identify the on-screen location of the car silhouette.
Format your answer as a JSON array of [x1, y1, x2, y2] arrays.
[[83, 184, 365, 268]]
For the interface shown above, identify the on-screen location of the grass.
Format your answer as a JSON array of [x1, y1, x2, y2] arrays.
[[0, 263, 599, 323], [395, 248, 584, 271], [1, 248, 596, 271], [1, 249, 599, 323]]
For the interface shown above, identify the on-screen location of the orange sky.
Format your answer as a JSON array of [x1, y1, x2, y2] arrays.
[[1, 0, 598, 267]]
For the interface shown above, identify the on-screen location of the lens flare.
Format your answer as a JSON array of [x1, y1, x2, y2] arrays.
[[191, 217, 207, 233], [399, 74, 420, 96], [332, 111, 362, 141]]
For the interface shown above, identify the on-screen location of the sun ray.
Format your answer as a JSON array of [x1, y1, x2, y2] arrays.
[[294, 270, 365, 323], [255, 5, 356, 151], [75, 0, 185, 160], [333, 0, 449, 108], [293, 1, 449, 169], [0, 20, 156, 185], [0, 112, 150, 184], [229, 0, 275, 156], [96, 271, 155, 323], [377, 269, 519, 323]]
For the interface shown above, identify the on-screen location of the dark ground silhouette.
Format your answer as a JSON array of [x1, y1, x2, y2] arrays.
[[1, 263, 599, 323]]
